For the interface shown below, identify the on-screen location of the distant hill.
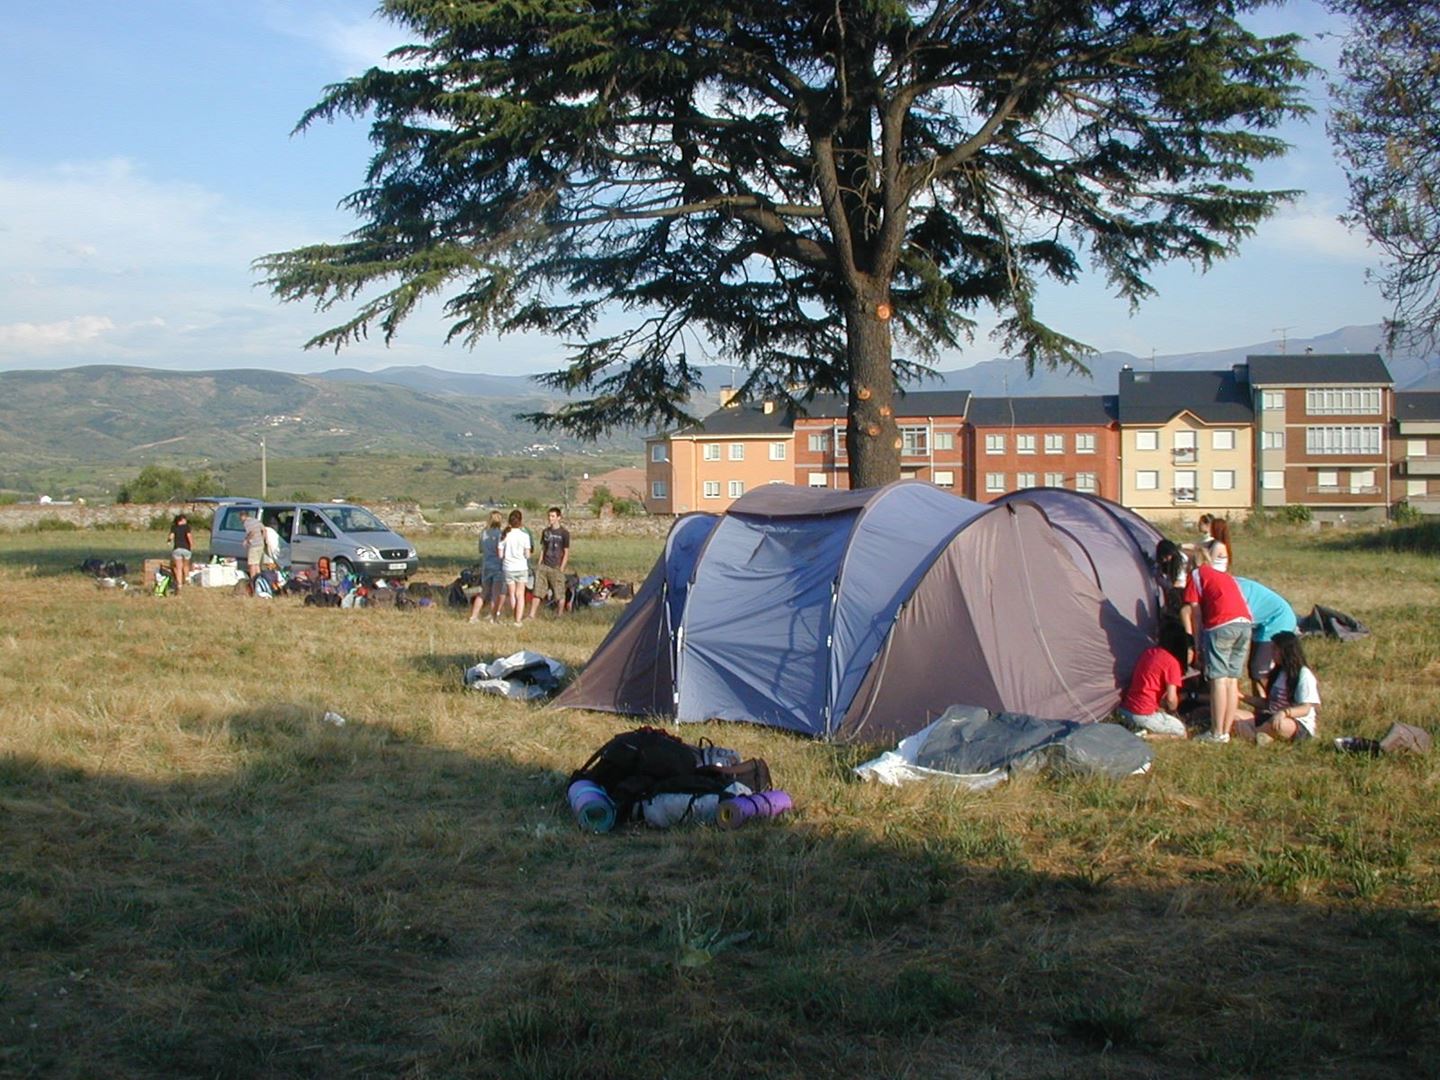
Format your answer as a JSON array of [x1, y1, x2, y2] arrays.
[[0, 365, 631, 465]]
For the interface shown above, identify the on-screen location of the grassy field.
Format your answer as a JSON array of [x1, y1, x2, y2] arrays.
[[2, 523, 1438, 1078]]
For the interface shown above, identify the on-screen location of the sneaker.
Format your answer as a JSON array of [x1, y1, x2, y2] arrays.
[[1194, 731, 1230, 745]]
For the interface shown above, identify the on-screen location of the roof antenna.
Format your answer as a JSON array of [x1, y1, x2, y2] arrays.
[[1272, 326, 1294, 355]]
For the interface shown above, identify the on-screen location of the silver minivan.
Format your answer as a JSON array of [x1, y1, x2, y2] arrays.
[[210, 500, 419, 578]]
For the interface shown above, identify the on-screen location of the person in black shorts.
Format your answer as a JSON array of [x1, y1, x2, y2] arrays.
[[530, 507, 571, 617]]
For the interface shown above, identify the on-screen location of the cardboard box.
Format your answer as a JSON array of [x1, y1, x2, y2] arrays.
[[143, 558, 167, 585]]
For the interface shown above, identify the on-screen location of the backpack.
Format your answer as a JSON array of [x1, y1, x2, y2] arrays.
[[252, 574, 274, 599], [153, 567, 175, 597], [570, 726, 768, 825]]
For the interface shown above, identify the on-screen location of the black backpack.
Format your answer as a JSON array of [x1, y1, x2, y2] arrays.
[[571, 727, 737, 823]]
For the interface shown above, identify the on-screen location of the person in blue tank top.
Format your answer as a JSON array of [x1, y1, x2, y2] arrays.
[[1236, 576, 1299, 698]]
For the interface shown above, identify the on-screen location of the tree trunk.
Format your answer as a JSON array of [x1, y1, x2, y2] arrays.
[[844, 293, 900, 489]]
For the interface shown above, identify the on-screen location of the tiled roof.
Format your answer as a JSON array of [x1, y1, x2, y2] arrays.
[[792, 389, 973, 420], [669, 403, 794, 437], [1247, 353, 1392, 385], [1117, 369, 1253, 425], [967, 395, 1117, 426], [1395, 391, 1440, 422]]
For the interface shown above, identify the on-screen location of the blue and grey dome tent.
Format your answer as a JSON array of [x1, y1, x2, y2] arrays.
[[555, 482, 1163, 742]]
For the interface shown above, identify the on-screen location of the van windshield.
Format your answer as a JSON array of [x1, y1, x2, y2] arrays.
[[324, 506, 389, 533]]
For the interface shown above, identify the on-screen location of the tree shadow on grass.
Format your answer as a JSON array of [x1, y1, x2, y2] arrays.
[[2, 708, 1438, 1079]]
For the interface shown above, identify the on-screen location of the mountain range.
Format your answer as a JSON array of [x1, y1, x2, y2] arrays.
[[0, 325, 1432, 465]]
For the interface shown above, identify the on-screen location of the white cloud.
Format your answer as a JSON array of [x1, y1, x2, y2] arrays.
[[0, 315, 115, 349], [259, 1, 401, 72], [1259, 196, 1374, 262]]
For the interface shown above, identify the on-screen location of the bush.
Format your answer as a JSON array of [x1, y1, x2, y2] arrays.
[[1392, 500, 1423, 525], [24, 516, 79, 532], [1281, 504, 1313, 525], [116, 465, 218, 504]]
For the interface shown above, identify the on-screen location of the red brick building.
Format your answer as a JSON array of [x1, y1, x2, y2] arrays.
[[965, 396, 1121, 501], [790, 391, 971, 491]]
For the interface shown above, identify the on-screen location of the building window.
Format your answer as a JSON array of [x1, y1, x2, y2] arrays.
[[1317, 470, 1339, 490], [1350, 469, 1376, 493], [1017, 434, 1036, 455], [1174, 470, 1197, 502], [1410, 439, 1427, 457], [770, 441, 787, 461], [1305, 425, 1382, 456], [1135, 430, 1159, 451], [1306, 387, 1381, 415], [703, 481, 721, 499], [1261, 430, 1285, 450], [985, 433, 1006, 454], [1212, 429, 1236, 451], [933, 470, 955, 488], [703, 443, 721, 461], [650, 444, 667, 463], [1212, 470, 1235, 491], [1044, 472, 1064, 487], [934, 432, 954, 451], [900, 426, 929, 455], [651, 480, 668, 499], [837, 433, 847, 457], [1075, 472, 1097, 493], [1076, 433, 1096, 454], [808, 432, 831, 452], [728, 480, 745, 498], [1261, 390, 1285, 410], [1261, 471, 1284, 490], [1135, 470, 1159, 491], [729, 443, 745, 461], [1016, 472, 1036, 488], [1408, 479, 1428, 497], [985, 473, 1005, 493], [1044, 433, 1064, 453], [808, 473, 828, 487]]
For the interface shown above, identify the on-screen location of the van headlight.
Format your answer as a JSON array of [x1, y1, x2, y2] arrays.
[[355, 546, 380, 559]]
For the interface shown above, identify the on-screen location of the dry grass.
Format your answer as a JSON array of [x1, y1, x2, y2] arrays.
[[1, 525, 1438, 1078]]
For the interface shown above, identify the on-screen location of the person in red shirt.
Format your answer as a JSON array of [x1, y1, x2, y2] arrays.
[[1180, 546, 1253, 744], [1119, 622, 1190, 737]]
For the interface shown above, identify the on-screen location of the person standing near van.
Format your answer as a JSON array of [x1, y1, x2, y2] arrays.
[[530, 506, 571, 618], [499, 509, 532, 627], [242, 511, 265, 580], [167, 513, 193, 593], [470, 510, 506, 622]]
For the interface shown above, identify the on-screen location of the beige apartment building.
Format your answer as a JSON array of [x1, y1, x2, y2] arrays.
[[643, 401, 793, 514], [1117, 368, 1255, 519]]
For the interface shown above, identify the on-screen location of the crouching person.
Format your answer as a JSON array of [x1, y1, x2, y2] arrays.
[[1244, 631, 1321, 743], [1118, 622, 1191, 738]]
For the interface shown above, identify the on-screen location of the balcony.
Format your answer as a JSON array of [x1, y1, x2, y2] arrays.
[[1400, 456, 1440, 477], [1172, 447, 1198, 464], [1172, 487, 1197, 505], [1305, 485, 1381, 496]]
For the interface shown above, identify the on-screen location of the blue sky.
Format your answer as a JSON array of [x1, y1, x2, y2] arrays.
[[0, 1, 1387, 376]]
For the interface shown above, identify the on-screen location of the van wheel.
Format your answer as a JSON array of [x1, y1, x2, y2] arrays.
[[334, 558, 355, 579]]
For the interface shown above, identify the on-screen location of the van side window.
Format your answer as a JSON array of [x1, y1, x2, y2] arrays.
[[220, 508, 250, 531], [300, 509, 335, 539]]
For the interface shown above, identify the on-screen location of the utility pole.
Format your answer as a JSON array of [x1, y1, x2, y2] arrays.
[[260, 436, 268, 499]]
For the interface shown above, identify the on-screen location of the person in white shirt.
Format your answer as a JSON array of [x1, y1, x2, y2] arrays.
[[498, 509, 533, 627], [1254, 631, 1320, 741]]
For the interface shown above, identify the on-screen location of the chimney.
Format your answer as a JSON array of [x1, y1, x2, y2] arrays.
[[719, 385, 739, 408]]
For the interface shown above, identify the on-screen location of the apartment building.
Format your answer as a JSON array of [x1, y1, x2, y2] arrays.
[[642, 401, 793, 514], [965, 396, 1120, 501], [1393, 391, 1440, 514], [1117, 368, 1255, 518], [1248, 353, 1394, 521], [791, 391, 971, 490]]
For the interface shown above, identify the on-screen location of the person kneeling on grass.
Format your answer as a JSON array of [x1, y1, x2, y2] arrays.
[[1241, 631, 1321, 743], [1118, 622, 1191, 737]]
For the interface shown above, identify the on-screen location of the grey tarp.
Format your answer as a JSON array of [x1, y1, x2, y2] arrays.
[[906, 704, 1153, 780]]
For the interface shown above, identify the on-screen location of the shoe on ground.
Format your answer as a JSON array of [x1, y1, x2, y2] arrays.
[[1194, 731, 1231, 745]]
